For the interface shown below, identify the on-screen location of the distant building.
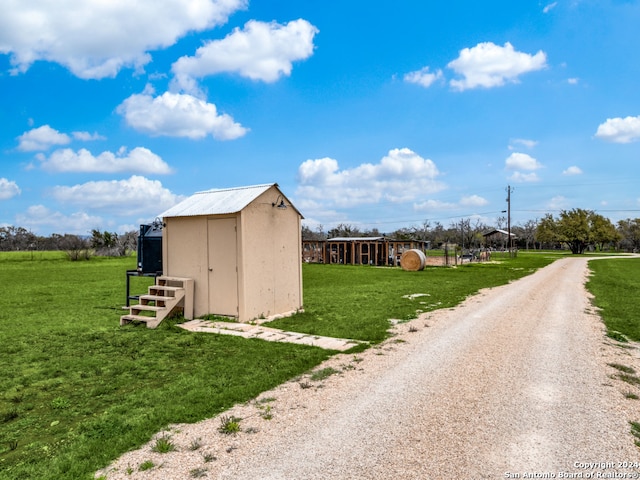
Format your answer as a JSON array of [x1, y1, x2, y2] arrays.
[[482, 229, 516, 250], [302, 237, 429, 266]]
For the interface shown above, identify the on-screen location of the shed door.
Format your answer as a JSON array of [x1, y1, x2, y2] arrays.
[[207, 218, 238, 316]]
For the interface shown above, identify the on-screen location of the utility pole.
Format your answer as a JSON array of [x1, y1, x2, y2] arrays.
[[506, 185, 513, 257]]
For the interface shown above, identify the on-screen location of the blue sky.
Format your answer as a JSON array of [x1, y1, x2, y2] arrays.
[[1, 0, 639, 236]]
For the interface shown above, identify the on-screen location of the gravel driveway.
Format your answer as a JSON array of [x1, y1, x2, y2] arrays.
[[98, 256, 640, 479]]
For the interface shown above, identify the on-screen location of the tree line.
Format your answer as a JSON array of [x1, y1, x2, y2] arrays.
[[0, 226, 137, 260], [2, 208, 639, 258], [302, 209, 640, 254]]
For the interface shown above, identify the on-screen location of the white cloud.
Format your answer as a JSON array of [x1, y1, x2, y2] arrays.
[[16, 205, 103, 235], [298, 208, 348, 229], [543, 2, 558, 14], [296, 148, 445, 208], [505, 152, 543, 171], [17, 125, 71, 152], [0, 0, 247, 79], [547, 195, 569, 210], [17, 126, 106, 152], [404, 67, 444, 88], [509, 138, 538, 150], [563, 166, 583, 176], [460, 195, 489, 207], [118, 91, 248, 140], [37, 147, 172, 174], [171, 19, 318, 92], [567, 77, 579, 85], [509, 171, 540, 183], [51, 175, 183, 215], [72, 131, 106, 141], [505, 152, 543, 182], [413, 199, 457, 211], [0, 178, 21, 200], [448, 42, 547, 91], [595, 115, 640, 143], [414, 195, 488, 212]]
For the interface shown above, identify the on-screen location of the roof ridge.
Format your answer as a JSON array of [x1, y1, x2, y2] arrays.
[[196, 183, 276, 194]]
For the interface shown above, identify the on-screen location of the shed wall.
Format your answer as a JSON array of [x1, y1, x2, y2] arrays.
[[238, 188, 302, 320]]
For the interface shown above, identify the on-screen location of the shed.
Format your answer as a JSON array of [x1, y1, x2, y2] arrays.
[[159, 183, 303, 322], [482, 228, 516, 249]]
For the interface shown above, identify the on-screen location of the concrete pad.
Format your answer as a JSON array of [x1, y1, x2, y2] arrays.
[[177, 320, 361, 352]]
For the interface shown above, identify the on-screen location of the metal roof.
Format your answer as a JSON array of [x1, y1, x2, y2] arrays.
[[159, 183, 276, 218], [482, 228, 516, 237], [324, 237, 428, 242], [327, 237, 385, 242]]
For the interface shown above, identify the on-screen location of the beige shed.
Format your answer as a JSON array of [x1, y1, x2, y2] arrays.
[[158, 183, 303, 322]]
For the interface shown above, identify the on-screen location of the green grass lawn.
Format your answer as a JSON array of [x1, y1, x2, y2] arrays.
[[0, 251, 563, 479], [586, 257, 640, 342], [0, 254, 332, 480], [270, 252, 560, 341]]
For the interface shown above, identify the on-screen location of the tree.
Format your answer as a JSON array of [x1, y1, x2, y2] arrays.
[[617, 218, 640, 252], [328, 223, 361, 238], [590, 214, 620, 251], [0, 226, 38, 251], [444, 218, 486, 250], [430, 221, 446, 246], [536, 209, 618, 254], [536, 214, 558, 249], [91, 229, 117, 250], [115, 230, 138, 256], [391, 221, 432, 242], [418, 220, 431, 241], [302, 224, 326, 241], [301, 225, 313, 240], [90, 229, 136, 256], [400, 220, 431, 243], [363, 227, 381, 237], [470, 219, 489, 248], [390, 227, 414, 240], [517, 219, 538, 250], [452, 218, 471, 250], [59, 234, 91, 261]]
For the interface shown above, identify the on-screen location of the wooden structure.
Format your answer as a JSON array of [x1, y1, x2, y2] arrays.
[[121, 276, 194, 328], [302, 237, 429, 266], [158, 184, 303, 322], [482, 229, 516, 250]]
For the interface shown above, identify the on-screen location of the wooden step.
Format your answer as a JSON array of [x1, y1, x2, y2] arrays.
[[139, 294, 173, 303], [121, 276, 193, 329], [120, 314, 161, 326], [157, 276, 189, 284], [131, 304, 165, 312], [149, 285, 183, 296], [149, 285, 183, 291]]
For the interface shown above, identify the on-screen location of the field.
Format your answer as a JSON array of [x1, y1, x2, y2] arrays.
[[0, 253, 333, 480], [269, 251, 556, 341], [1, 250, 632, 479], [586, 257, 640, 341]]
